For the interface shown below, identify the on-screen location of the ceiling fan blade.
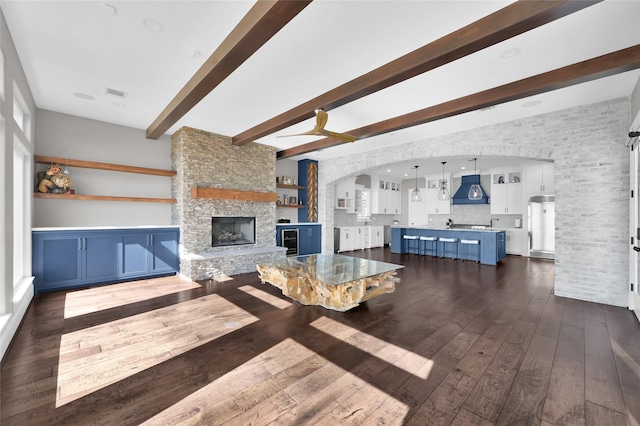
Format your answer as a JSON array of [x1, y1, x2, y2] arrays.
[[321, 129, 356, 143], [314, 109, 329, 132], [276, 129, 319, 138]]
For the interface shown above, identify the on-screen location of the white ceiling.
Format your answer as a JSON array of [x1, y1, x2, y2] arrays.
[[1, 0, 639, 179]]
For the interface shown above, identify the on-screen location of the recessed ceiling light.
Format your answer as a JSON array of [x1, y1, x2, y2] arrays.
[[404, 173, 408, 177], [112, 102, 126, 108], [103, 3, 117, 16], [191, 50, 201, 59], [142, 18, 164, 33], [387, 169, 391, 172], [522, 100, 542, 108], [461, 166, 466, 170], [73, 92, 95, 101], [500, 47, 521, 59]]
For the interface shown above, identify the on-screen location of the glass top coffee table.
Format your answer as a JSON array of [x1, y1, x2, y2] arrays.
[[257, 254, 404, 311]]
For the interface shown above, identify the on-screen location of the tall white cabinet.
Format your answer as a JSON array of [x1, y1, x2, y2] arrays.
[[371, 176, 401, 215], [490, 169, 524, 215]]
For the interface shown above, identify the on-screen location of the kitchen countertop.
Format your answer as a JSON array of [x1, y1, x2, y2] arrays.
[[391, 225, 518, 232], [32, 225, 179, 231], [276, 222, 321, 226]]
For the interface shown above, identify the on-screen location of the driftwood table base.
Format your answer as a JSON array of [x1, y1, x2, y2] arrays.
[[257, 254, 403, 312]]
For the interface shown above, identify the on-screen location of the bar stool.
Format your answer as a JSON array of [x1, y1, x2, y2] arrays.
[[438, 237, 458, 260], [403, 234, 419, 254], [419, 236, 437, 256], [459, 239, 480, 263]]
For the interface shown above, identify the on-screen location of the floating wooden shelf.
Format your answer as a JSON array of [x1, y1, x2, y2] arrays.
[[191, 187, 277, 202], [34, 155, 176, 203], [276, 183, 305, 190], [33, 193, 176, 203], [34, 155, 176, 177], [277, 204, 304, 209]]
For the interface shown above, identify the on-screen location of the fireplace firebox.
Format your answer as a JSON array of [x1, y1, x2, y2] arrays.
[[212, 216, 256, 247]]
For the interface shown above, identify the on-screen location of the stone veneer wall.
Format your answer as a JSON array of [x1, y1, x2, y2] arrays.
[[319, 98, 631, 307], [172, 126, 285, 280]]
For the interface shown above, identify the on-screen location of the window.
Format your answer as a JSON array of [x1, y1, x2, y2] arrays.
[[0, 49, 4, 100], [13, 144, 25, 287], [13, 97, 24, 132], [356, 189, 371, 223]]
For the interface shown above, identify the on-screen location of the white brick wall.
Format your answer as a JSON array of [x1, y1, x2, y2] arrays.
[[319, 98, 631, 307]]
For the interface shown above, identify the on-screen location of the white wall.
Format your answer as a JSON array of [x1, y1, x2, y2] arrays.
[[0, 8, 36, 361], [319, 97, 631, 308], [34, 110, 173, 227]]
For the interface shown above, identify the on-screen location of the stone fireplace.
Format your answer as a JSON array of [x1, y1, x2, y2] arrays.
[[171, 127, 286, 280]]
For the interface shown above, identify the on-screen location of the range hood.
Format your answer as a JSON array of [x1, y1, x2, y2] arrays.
[[452, 175, 489, 205]]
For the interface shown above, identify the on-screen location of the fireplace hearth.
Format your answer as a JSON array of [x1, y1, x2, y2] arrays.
[[212, 216, 256, 247]]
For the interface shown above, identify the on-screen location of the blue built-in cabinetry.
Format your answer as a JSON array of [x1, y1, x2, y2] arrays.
[[32, 226, 180, 293], [276, 223, 322, 256]]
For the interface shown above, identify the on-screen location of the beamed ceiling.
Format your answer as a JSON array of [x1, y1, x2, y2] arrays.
[[2, 0, 640, 176]]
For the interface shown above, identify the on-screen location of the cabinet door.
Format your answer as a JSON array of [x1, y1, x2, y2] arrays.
[[506, 182, 524, 214], [150, 231, 179, 273], [307, 226, 322, 254], [490, 183, 508, 214], [340, 228, 353, 252], [119, 234, 151, 278], [35, 234, 82, 290], [505, 230, 523, 255], [541, 164, 555, 193], [83, 234, 118, 283]]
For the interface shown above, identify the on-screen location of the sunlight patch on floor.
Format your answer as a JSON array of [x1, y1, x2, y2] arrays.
[[63, 275, 201, 319], [139, 338, 409, 425], [238, 285, 293, 309], [56, 294, 258, 407], [310, 316, 434, 380]]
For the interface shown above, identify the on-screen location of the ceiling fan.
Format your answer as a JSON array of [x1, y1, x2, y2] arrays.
[[277, 108, 356, 143]]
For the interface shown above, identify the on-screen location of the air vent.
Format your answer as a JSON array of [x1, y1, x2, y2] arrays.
[[105, 87, 127, 98]]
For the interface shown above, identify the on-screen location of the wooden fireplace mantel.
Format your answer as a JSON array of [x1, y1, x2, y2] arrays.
[[191, 187, 277, 202]]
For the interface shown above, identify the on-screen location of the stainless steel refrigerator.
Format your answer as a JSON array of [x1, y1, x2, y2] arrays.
[[528, 195, 555, 259]]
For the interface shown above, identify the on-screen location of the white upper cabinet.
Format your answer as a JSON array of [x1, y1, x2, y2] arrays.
[[371, 176, 401, 215], [490, 169, 524, 215], [424, 174, 451, 215], [524, 164, 555, 194], [336, 178, 356, 212]]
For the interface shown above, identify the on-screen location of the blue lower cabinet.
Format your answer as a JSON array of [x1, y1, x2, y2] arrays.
[[151, 231, 180, 273], [390, 228, 403, 253], [118, 230, 180, 278], [119, 234, 151, 278], [33, 228, 179, 293], [299, 225, 321, 255], [33, 232, 118, 292], [276, 224, 321, 255]]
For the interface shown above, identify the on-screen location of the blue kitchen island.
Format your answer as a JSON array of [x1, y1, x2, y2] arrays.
[[391, 226, 506, 266]]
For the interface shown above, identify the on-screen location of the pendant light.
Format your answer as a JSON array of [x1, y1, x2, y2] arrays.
[[411, 165, 422, 202], [437, 161, 450, 201], [468, 158, 484, 200]]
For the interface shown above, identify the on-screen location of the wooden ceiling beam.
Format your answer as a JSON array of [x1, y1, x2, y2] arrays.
[[277, 45, 640, 159], [146, 0, 312, 140], [233, 0, 601, 146]]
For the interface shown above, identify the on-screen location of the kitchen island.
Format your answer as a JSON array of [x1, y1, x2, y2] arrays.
[[391, 226, 506, 265]]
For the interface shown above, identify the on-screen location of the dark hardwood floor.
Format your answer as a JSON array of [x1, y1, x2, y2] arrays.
[[2, 248, 639, 425]]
